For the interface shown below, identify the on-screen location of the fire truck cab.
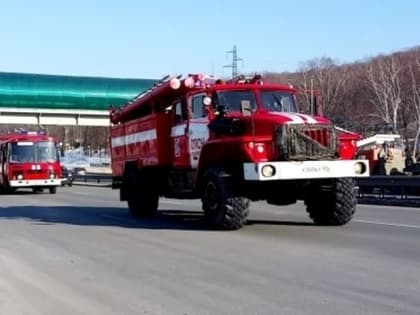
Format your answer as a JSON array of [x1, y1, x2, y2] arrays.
[[0, 131, 63, 193], [110, 74, 369, 230]]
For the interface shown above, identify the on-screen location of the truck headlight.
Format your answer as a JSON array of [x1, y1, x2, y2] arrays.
[[17, 174, 24, 180], [50, 173, 56, 179], [261, 165, 275, 177], [354, 162, 367, 175]]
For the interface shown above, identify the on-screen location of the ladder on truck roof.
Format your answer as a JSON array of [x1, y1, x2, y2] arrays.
[[121, 73, 216, 109], [128, 74, 182, 104]]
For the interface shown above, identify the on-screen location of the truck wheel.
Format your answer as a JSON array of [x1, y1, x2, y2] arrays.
[[305, 178, 356, 225], [201, 169, 249, 230], [126, 169, 158, 218], [49, 187, 57, 194]]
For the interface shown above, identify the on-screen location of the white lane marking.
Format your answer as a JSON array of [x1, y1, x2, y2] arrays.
[[358, 204, 420, 212], [354, 219, 420, 230]]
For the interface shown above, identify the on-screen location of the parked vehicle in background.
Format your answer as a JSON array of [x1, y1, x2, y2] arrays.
[[0, 130, 63, 193], [356, 134, 404, 175], [110, 74, 369, 230], [61, 165, 88, 186], [61, 165, 73, 186]]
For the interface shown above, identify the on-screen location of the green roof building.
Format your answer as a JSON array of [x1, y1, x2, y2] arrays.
[[0, 72, 156, 126]]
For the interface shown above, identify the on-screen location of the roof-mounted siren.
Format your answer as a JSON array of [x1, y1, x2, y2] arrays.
[[231, 74, 263, 84], [169, 76, 181, 90], [184, 73, 215, 88], [252, 74, 264, 85], [15, 128, 46, 135], [184, 76, 195, 88], [131, 74, 181, 102]]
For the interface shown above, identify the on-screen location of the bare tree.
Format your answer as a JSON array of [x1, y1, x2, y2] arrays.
[[409, 56, 420, 157], [298, 57, 349, 118], [366, 56, 402, 133], [262, 72, 291, 85]]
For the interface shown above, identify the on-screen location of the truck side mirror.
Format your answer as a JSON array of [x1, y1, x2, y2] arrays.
[[203, 96, 212, 107]]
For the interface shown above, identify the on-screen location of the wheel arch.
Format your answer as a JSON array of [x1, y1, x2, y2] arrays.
[[195, 141, 244, 194]]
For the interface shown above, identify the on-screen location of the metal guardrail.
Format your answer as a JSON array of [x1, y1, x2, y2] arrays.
[[70, 174, 420, 198], [356, 176, 420, 199], [71, 173, 112, 185]]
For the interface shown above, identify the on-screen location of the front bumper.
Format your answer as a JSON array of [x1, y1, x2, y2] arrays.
[[243, 160, 369, 181], [9, 178, 64, 187]]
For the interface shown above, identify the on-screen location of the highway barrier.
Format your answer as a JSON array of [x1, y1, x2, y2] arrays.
[[71, 173, 112, 186], [356, 176, 420, 199], [70, 173, 420, 200]]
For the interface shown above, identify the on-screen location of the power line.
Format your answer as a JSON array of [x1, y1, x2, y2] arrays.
[[224, 45, 243, 78]]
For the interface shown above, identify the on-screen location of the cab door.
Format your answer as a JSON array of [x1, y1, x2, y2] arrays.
[[187, 93, 210, 169], [0, 143, 11, 185], [0, 144, 5, 184], [171, 98, 190, 168]]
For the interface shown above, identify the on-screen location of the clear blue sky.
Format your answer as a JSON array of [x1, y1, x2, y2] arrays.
[[1, 0, 419, 79]]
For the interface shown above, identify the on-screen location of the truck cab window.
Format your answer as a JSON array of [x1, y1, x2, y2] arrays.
[[191, 94, 206, 118], [215, 91, 256, 113], [259, 91, 297, 112], [174, 99, 188, 123]]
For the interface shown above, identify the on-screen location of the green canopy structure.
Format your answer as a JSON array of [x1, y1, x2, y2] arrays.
[[0, 72, 156, 111]]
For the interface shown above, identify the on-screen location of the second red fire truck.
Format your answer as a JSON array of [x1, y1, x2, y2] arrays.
[[0, 130, 63, 193], [110, 74, 369, 230]]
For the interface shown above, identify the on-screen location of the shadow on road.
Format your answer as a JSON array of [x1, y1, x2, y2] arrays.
[[247, 220, 314, 226], [0, 206, 313, 230], [0, 206, 211, 231]]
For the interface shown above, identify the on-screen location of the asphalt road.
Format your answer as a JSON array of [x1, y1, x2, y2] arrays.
[[0, 186, 419, 315]]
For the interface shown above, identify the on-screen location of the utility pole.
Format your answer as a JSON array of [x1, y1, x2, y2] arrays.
[[224, 45, 243, 78]]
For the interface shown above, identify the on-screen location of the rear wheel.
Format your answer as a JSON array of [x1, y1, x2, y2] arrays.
[[201, 168, 249, 230], [305, 178, 356, 225], [125, 169, 158, 218]]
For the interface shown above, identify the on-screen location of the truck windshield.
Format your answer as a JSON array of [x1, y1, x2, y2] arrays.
[[259, 91, 297, 112], [215, 91, 257, 113], [9, 141, 59, 163]]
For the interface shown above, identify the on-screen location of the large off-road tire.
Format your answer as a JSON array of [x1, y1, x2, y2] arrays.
[[201, 168, 250, 230], [125, 169, 158, 218], [305, 178, 356, 225]]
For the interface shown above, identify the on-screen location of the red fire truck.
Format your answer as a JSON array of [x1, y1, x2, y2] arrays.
[[110, 74, 369, 230], [0, 131, 63, 193]]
